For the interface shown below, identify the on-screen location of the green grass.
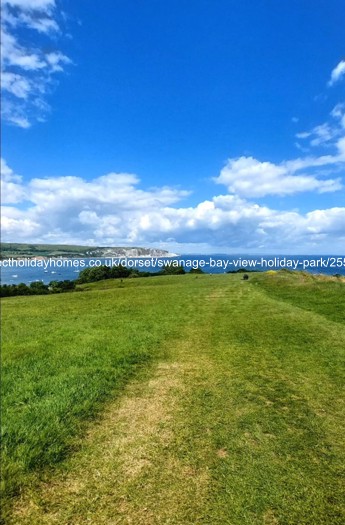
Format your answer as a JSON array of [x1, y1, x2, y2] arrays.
[[1, 277, 199, 516], [0, 242, 95, 258], [1, 272, 344, 524], [172, 275, 345, 524], [251, 270, 345, 323]]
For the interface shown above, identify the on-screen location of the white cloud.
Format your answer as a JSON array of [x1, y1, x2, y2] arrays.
[[1, 29, 46, 70], [331, 103, 345, 130], [1, 206, 41, 238], [45, 52, 71, 72], [1, 159, 344, 254], [1, 158, 26, 203], [296, 104, 345, 150], [1, 0, 70, 127], [1, 71, 31, 99], [214, 154, 343, 198], [301, 124, 334, 147], [305, 207, 345, 235], [328, 60, 345, 86], [214, 105, 343, 199], [1, 103, 31, 128]]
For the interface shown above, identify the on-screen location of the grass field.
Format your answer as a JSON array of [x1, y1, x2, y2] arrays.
[[0, 243, 95, 258], [1, 271, 344, 524]]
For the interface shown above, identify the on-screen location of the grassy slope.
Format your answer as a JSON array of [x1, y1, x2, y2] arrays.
[[1, 277, 196, 514], [0, 243, 95, 258], [1, 272, 345, 524]]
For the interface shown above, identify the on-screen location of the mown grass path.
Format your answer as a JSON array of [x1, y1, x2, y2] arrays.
[[3, 273, 345, 524]]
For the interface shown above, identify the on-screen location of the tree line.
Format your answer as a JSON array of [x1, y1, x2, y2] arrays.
[[0, 279, 76, 297], [0, 264, 204, 297]]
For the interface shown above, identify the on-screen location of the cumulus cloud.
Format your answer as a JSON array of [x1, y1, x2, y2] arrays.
[[328, 60, 345, 87], [215, 101, 345, 199], [1, 0, 70, 127], [0, 162, 192, 245], [1, 159, 344, 253], [214, 150, 343, 198], [1, 59, 344, 253]]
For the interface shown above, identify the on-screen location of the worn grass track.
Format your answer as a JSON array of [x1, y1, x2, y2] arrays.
[[2, 272, 345, 524]]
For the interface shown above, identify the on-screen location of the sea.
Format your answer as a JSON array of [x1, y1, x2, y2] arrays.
[[1, 254, 345, 285]]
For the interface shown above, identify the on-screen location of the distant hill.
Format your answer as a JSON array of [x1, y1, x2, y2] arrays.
[[0, 243, 176, 259]]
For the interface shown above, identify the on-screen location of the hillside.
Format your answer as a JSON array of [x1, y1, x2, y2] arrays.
[[0, 243, 176, 259], [1, 271, 344, 524]]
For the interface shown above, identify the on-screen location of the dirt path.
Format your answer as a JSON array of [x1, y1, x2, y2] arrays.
[[10, 297, 221, 525]]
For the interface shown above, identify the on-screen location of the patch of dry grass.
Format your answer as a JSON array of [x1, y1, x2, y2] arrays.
[[10, 357, 211, 525]]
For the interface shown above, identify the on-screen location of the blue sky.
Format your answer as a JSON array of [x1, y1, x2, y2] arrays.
[[1, 0, 345, 253]]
